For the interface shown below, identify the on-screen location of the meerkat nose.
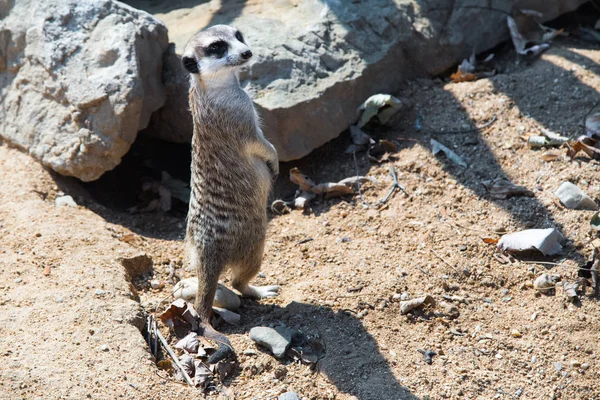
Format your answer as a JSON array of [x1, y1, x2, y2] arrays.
[[241, 50, 252, 60]]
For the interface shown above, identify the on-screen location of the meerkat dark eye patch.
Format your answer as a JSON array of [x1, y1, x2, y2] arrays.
[[235, 31, 245, 43], [182, 56, 199, 74], [205, 40, 228, 58]]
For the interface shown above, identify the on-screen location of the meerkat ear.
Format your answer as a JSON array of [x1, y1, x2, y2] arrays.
[[182, 56, 199, 74]]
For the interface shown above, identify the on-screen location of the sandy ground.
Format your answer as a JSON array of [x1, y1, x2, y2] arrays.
[[2, 35, 600, 399]]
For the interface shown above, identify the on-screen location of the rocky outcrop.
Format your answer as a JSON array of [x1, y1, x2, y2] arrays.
[[0, 0, 168, 181], [138, 0, 586, 162]]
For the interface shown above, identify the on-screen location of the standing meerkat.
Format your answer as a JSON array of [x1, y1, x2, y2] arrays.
[[181, 25, 280, 362]]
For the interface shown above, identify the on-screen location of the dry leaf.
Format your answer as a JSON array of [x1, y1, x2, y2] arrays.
[[566, 138, 600, 160], [174, 332, 200, 353], [451, 70, 477, 83], [368, 140, 398, 163], [357, 94, 404, 127], [157, 359, 173, 371], [507, 10, 559, 56], [431, 139, 467, 167], [482, 238, 500, 244], [311, 182, 354, 198], [497, 228, 564, 256], [193, 360, 213, 388], [400, 295, 436, 314], [160, 299, 199, 331], [289, 168, 316, 191], [541, 151, 560, 161], [482, 178, 534, 200]]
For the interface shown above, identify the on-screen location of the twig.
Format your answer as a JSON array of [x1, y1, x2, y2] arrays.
[[296, 238, 313, 245], [352, 152, 406, 208], [430, 249, 460, 273], [583, 100, 600, 130], [410, 265, 430, 276], [428, 115, 497, 135], [155, 324, 196, 388]]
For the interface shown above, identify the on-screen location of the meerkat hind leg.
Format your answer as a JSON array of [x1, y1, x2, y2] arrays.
[[231, 243, 280, 298]]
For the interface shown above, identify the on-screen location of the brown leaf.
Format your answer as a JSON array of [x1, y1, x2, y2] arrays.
[[482, 178, 534, 199], [311, 182, 354, 198], [451, 70, 477, 82], [566, 139, 600, 160], [289, 168, 315, 191], [482, 238, 500, 244], [541, 151, 560, 162], [159, 299, 199, 331], [368, 140, 398, 163]]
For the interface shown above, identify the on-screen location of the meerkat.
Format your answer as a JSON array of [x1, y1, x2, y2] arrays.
[[181, 25, 280, 362]]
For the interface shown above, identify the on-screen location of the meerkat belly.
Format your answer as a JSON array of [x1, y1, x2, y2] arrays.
[[189, 159, 268, 245]]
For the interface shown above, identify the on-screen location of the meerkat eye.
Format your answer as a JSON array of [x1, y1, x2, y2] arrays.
[[235, 31, 245, 44], [205, 40, 228, 58]]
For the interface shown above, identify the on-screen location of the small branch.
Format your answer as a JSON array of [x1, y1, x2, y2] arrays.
[[352, 152, 406, 208], [430, 249, 460, 273], [155, 322, 195, 388], [427, 115, 497, 135]]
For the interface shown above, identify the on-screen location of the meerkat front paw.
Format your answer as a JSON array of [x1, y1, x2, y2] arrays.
[[240, 284, 280, 299]]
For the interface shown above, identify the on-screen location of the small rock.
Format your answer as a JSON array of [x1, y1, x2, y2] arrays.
[[571, 360, 581, 368], [418, 349, 436, 364], [173, 278, 240, 311], [554, 362, 563, 371], [511, 329, 522, 338], [249, 326, 294, 358], [279, 392, 300, 400], [582, 363, 590, 371], [554, 182, 597, 210], [55, 195, 77, 207], [150, 280, 164, 290], [534, 274, 558, 292], [100, 344, 109, 352], [14, 278, 22, 284], [243, 348, 257, 356], [400, 295, 435, 314]]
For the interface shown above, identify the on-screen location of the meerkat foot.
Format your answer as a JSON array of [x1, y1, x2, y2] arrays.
[[238, 284, 280, 299]]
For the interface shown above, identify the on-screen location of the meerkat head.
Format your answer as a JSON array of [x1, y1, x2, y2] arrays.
[[182, 25, 252, 83]]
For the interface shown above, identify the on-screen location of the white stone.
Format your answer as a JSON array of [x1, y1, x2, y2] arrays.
[[0, 0, 168, 181], [55, 195, 77, 207]]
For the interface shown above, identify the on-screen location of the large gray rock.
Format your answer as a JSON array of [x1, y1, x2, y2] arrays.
[[135, 0, 585, 162], [0, 0, 168, 181]]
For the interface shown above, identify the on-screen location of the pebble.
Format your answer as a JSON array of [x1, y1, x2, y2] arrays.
[[554, 362, 562, 371], [14, 278, 22, 284], [534, 274, 558, 292], [100, 344, 109, 352], [571, 360, 581, 368], [511, 329, 522, 338], [554, 182, 597, 210], [249, 326, 294, 358], [149, 280, 164, 290], [279, 392, 300, 400], [55, 195, 77, 207], [582, 363, 590, 371]]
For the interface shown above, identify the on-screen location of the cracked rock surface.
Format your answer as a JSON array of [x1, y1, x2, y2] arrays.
[[0, 0, 168, 181]]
